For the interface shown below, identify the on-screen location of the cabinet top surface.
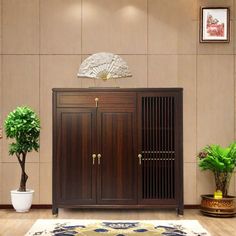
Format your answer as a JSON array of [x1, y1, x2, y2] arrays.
[[52, 88, 183, 92]]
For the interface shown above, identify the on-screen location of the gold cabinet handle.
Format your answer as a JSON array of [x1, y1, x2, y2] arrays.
[[138, 154, 142, 165], [97, 154, 101, 165], [95, 98, 99, 107], [92, 154, 96, 165]]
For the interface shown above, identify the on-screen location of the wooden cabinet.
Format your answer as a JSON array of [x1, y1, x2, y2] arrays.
[[53, 88, 183, 215]]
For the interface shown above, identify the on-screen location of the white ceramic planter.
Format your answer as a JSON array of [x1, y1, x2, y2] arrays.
[[11, 189, 34, 212]]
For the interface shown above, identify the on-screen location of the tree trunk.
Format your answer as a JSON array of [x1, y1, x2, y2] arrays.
[[17, 153, 28, 192], [214, 171, 232, 197]]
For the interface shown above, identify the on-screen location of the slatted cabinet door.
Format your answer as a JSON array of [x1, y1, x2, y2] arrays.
[[97, 108, 137, 205], [137, 92, 183, 214], [54, 108, 97, 206]]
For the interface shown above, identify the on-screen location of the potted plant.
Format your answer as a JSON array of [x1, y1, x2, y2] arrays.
[[197, 143, 236, 217], [4, 106, 40, 212]]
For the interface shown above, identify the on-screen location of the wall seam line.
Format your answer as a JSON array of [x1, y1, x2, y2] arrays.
[[195, 5, 199, 204], [81, 0, 83, 88], [38, 0, 41, 204], [233, 0, 236, 195], [0, 0, 3, 204]]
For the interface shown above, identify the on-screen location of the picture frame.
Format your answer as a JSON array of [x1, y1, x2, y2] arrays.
[[200, 7, 230, 43]]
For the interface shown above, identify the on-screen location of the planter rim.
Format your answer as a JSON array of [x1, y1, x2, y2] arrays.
[[201, 194, 236, 200], [11, 189, 34, 194]]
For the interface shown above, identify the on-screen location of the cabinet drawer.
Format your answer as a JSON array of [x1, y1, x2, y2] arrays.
[[57, 92, 136, 108]]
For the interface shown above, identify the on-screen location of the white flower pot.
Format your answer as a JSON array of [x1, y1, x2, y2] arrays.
[[11, 189, 34, 212]]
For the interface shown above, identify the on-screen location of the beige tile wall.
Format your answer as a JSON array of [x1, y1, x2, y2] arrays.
[[82, 0, 147, 54], [0, 0, 235, 205], [148, 0, 197, 54], [2, 0, 39, 54], [40, 0, 82, 54]]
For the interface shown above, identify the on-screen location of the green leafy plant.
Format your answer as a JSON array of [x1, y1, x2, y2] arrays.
[[197, 143, 236, 197], [4, 106, 40, 192]]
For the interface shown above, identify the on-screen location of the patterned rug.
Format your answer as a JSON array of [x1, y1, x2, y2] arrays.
[[25, 219, 211, 236]]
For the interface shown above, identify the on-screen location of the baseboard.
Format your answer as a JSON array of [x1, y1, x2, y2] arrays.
[[0, 204, 52, 209], [184, 205, 200, 209], [0, 204, 200, 209]]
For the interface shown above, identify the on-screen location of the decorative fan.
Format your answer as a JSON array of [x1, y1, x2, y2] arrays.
[[77, 52, 132, 81]]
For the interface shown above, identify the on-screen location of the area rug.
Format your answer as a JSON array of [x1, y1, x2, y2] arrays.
[[25, 219, 211, 236]]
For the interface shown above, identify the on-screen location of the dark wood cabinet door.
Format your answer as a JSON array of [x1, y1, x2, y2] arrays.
[[137, 92, 183, 206], [54, 108, 96, 205], [96, 108, 137, 205]]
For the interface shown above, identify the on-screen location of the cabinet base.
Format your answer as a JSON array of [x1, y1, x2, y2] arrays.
[[52, 204, 184, 216]]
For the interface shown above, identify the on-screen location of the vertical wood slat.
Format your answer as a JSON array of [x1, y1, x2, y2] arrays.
[[145, 97, 147, 199], [155, 97, 157, 198], [163, 97, 168, 198], [148, 97, 152, 199], [146, 98, 148, 199], [168, 97, 170, 198], [161, 97, 163, 199], [151, 97, 155, 198], [155, 97, 158, 199], [143, 98, 145, 198], [169, 97, 171, 198], [163, 97, 165, 199], [164, 97, 166, 198], [158, 97, 161, 199], [172, 97, 175, 199], [170, 97, 173, 198], [169, 97, 171, 199], [146, 97, 150, 199], [167, 97, 169, 198], [146, 97, 148, 199], [164, 97, 167, 199]]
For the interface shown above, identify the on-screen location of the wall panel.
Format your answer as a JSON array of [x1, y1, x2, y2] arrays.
[[148, 0, 197, 54], [40, 0, 82, 54], [2, 0, 39, 54], [82, 0, 147, 54]]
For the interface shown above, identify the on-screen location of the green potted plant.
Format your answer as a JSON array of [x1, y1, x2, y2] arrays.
[[4, 106, 40, 212], [197, 143, 236, 217]]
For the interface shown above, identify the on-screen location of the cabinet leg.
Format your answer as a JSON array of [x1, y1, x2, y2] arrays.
[[177, 207, 184, 216], [52, 206, 58, 216]]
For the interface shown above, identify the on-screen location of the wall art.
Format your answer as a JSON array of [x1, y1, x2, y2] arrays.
[[200, 7, 230, 43]]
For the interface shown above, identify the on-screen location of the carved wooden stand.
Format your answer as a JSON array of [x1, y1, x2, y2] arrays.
[[200, 194, 236, 217]]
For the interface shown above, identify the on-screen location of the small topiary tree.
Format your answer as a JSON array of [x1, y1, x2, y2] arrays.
[[4, 106, 40, 192]]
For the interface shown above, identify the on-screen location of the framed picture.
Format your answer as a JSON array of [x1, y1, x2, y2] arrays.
[[200, 7, 230, 43]]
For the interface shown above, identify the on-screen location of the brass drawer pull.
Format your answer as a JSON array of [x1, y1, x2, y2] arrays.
[[92, 154, 96, 165], [97, 154, 102, 165], [95, 98, 99, 107], [138, 154, 142, 165]]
